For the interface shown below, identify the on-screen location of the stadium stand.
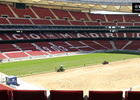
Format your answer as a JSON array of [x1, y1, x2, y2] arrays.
[[0, 43, 20, 52], [51, 19, 71, 25], [69, 20, 86, 25], [85, 22, 100, 26], [31, 19, 53, 25], [69, 11, 89, 21], [101, 22, 116, 26], [51, 9, 73, 20], [0, 1, 140, 100], [88, 13, 106, 22], [5, 32, 28, 40], [0, 18, 10, 24], [10, 5, 36, 18], [106, 15, 123, 22], [31, 7, 56, 19], [124, 15, 140, 22], [0, 3, 139, 62], [4, 51, 28, 58], [0, 4, 15, 17], [8, 18, 32, 25]]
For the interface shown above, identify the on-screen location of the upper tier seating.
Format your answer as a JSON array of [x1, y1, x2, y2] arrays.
[[31, 7, 56, 19], [85, 22, 100, 26], [88, 13, 106, 22], [31, 19, 53, 25], [10, 5, 36, 18], [124, 15, 140, 22], [50, 90, 83, 100], [134, 23, 140, 26], [8, 18, 32, 25], [69, 11, 89, 21], [101, 22, 116, 26], [0, 18, 10, 24], [89, 91, 123, 100], [51, 19, 71, 25], [69, 20, 86, 25], [13, 90, 47, 100], [106, 15, 123, 22], [117, 22, 133, 26], [51, 9, 73, 20], [0, 4, 14, 17]]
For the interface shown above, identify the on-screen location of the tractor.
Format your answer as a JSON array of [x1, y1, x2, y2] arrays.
[[102, 61, 109, 65], [57, 65, 65, 72]]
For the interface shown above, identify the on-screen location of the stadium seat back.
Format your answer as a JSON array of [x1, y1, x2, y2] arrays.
[[89, 91, 123, 100], [13, 90, 47, 100], [125, 91, 140, 100], [50, 90, 83, 100], [0, 90, 11, 100]]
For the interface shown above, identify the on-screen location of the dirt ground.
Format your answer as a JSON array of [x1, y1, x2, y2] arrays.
[[20, 58, 140, 95]]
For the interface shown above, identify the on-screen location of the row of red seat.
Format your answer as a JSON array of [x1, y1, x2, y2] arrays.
[[0, 4, 140, 24], [0, 17, 137, 26], [0, 40, 140, 59], [0, 89, 140, 100]]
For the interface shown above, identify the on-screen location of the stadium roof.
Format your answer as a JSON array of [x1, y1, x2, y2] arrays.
[[49, 0, 139, 6]]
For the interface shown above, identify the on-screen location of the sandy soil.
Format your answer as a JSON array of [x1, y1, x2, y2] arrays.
[[20, 58, 140, 95]]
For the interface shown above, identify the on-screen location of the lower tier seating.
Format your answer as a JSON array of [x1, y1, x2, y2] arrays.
[[0, 40, 139, 59]]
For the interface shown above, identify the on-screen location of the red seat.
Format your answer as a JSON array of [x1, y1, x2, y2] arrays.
[[0, 90, 13, 100], [89, 91, 123, 100], [13, 90, 47, 100], [50, 90, 83, 100], [125, 91, 140, 100]]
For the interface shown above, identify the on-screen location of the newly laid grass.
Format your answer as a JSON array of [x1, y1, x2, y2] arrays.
[[0, 51, 139, 77]]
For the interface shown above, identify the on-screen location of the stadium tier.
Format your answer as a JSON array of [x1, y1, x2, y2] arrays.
[[0, 4, 140, 26], [0, 3, 139, 61]]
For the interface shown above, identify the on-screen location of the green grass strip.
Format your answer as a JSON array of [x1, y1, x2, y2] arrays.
[[0, 51, 139, 77]]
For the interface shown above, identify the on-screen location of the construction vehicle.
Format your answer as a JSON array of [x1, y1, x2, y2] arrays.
[[102, 61, 109, 65], [57, 65, 65, 72]]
